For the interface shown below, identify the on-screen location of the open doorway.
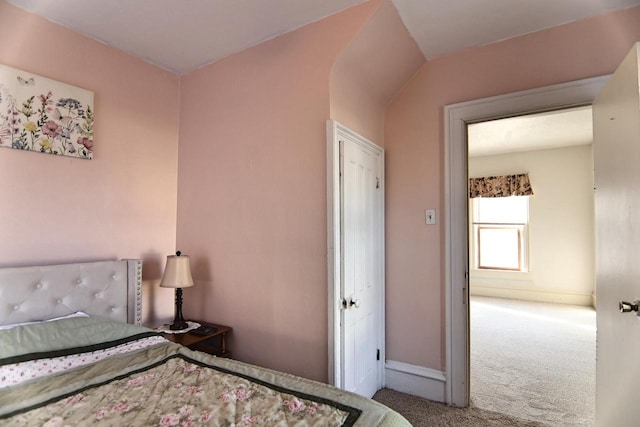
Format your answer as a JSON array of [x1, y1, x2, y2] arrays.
[[466, 107, 596, 425]]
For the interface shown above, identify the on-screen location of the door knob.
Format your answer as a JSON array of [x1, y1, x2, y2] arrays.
[[619, 300, 640, 313], [341, 297, 361, 309]]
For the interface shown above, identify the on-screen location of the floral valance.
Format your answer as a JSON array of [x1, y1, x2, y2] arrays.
[[469, 173, 534, 198]]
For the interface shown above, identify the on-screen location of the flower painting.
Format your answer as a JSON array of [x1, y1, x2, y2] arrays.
[[0, 64, 94, 159]]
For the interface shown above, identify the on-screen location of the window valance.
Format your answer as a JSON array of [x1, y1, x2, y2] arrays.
[[469, 173, 534, 198]]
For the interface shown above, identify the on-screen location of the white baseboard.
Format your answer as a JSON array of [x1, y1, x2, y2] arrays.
[[385, 360, 446, 402], [471, 284, 593, 306]]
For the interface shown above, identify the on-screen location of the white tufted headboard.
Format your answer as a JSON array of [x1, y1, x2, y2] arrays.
[[0, 259, 142, 326]]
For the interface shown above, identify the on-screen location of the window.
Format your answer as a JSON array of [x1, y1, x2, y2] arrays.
[[472, 196, 529, 271]]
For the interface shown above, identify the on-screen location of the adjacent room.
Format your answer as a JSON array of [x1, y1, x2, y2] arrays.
[[467, 108, 597, 425], [1, 0, 640, 425]]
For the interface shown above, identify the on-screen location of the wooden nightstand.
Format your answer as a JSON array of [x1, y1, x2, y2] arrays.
[[160, 321, 232, 358]]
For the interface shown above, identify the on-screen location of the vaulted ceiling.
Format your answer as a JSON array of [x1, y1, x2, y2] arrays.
[[7, 0, 640, 75]]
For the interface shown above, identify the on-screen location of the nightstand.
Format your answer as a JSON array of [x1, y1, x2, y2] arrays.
[[160, 321, 232, 357]]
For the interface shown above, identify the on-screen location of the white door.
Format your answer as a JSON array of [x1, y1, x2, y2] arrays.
[[593, 42, 640, 426], [337, 130, 384, 398]]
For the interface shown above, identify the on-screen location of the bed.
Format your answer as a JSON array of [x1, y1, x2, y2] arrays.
[[0, 259, 410, 426]]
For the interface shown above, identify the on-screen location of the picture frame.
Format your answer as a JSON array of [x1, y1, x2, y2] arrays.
[[0, 64, 94, 159]]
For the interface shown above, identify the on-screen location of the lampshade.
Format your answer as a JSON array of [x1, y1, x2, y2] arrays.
[[159, 253, 194, 289]]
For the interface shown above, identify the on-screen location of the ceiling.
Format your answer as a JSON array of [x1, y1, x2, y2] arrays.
[[6, 0, 640, 75], [468, 106, 593, 158]]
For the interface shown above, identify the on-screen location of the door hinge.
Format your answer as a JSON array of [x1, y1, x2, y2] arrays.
[[376, 349, 380, 361], [376, 177, 380, 189]]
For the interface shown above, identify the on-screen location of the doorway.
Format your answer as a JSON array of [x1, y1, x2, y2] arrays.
[[467, 108, 597, 425], [443, 75, 609, 407], [326, 120, 385, 398]]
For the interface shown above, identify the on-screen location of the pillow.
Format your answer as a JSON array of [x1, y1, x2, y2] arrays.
[[0, 311, 90, 331]]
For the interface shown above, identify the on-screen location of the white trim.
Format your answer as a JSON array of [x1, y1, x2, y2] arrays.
[[326, 120, 385, 392], [444, 75, 609, 407], [470, 285, 594, 306], [385, 360, 446, 402], [326, 120, 341, 387]]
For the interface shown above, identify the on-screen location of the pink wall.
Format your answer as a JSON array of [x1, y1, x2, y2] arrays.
[[0, 2, 181, 323], [176, 1, 381, 382], [330, 0, 425, 144], [6, 0, 639, 388], [385, 6, 640, 369]]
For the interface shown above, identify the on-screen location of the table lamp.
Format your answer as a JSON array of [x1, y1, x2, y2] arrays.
[[159, 251, 194, 330]]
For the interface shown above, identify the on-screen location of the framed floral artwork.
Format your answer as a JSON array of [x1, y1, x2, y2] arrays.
[[0, 64, 94, 159]]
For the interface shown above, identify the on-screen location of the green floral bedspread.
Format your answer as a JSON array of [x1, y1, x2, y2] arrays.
[[0, 319, 410, 426]]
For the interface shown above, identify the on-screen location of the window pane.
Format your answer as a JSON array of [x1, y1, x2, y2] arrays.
[[478, 227, 521, 270], [475, 196, 528, 224]]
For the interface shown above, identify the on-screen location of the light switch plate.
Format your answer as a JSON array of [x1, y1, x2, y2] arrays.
[[426, 209, 436, 225]]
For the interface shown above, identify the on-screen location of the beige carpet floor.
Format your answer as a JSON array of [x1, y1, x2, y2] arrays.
[[373, 388, 547, 426], [373, 297, 595, 426], [471, 297, 596, 426]]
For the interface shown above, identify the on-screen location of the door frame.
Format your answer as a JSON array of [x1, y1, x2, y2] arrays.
[[326, 119, 385, 390], [444, 75, 608, 406]]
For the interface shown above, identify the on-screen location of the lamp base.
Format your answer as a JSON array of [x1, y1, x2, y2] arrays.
[[170, 287, 189, 331], [169, 320, 189, 331]]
